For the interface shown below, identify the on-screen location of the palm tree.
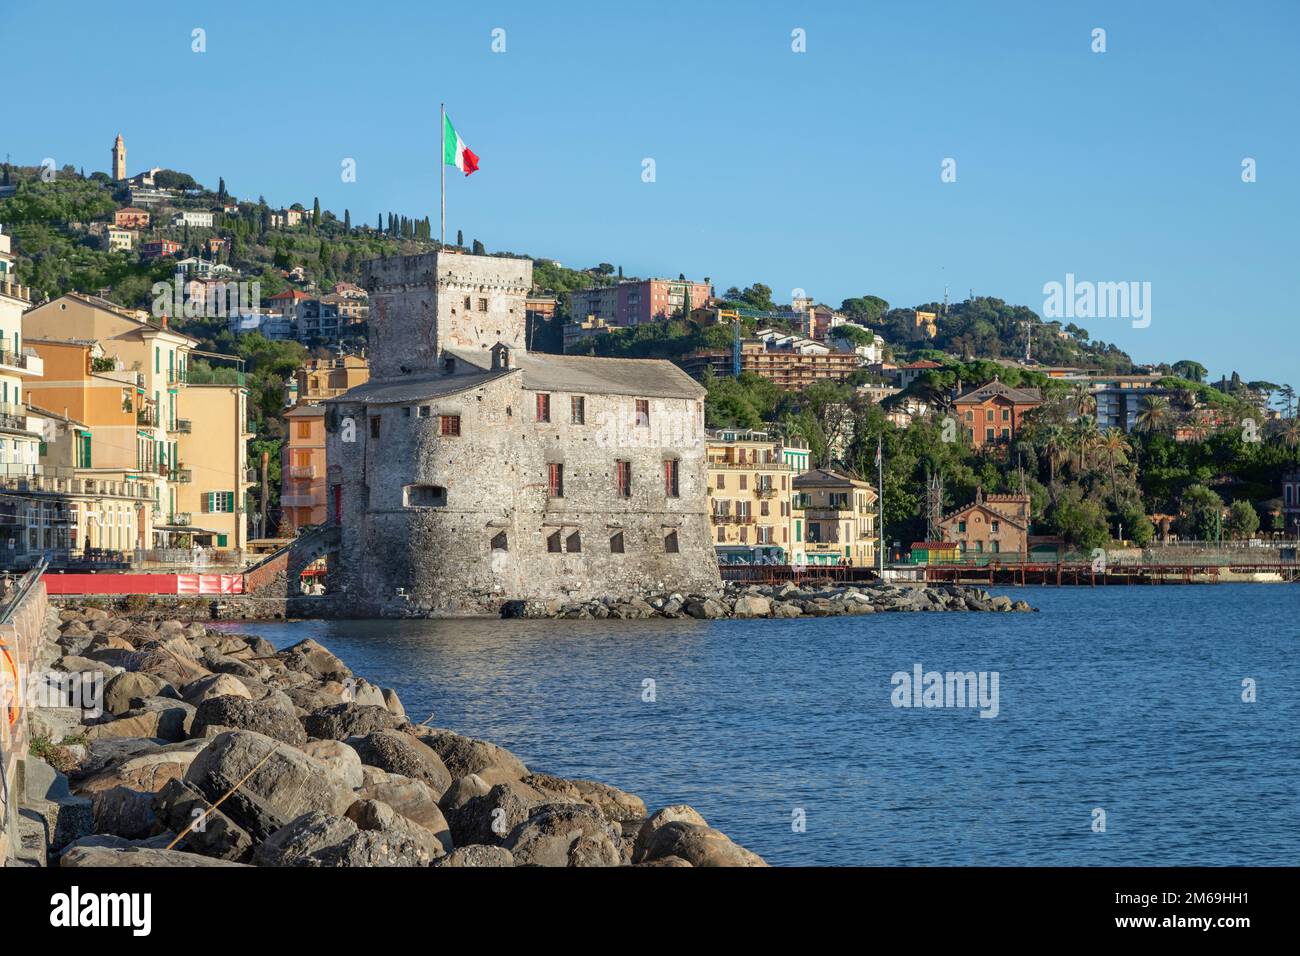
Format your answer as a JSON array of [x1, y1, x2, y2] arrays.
[[1070, 383, 1097, 419], [1041, 424, 1066, 484], [1097, 427, 1132, 502], [1134, 395, 1171, 434], [1070, 416, 1100, 471]]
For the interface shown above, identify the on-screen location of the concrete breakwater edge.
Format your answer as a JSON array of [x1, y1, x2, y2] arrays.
[[504, 580, 1038, 619], [8, 603, 767, 867]]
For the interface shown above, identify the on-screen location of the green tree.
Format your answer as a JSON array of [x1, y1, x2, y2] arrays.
[[1177, 484, 1223, 541], [1225, 500, 1260, 539]]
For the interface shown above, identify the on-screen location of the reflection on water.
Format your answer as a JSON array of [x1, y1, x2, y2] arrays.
[[222, 584, 1300, 866]]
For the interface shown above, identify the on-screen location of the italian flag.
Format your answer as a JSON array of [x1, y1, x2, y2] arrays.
[[443, 113, 479, 176]]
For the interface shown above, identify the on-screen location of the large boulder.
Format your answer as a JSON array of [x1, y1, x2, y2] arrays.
[[103, 672, 170, 716], [90, 786, 159, 840], [182, 673, 252, 707], [345, 799, 444, 864], [190, 695, 308, 747], [300, 703, 402, 741], [76, 740, 208, 794], [522, 773, 646, 823], [732, 595, 772, 618], [504, 803, 622, 867], [61, 846, 248, 867], [277, 639, 352, 682], [83, 704, 189, 743], [347, 731, 450, 795], [639, 821, 767, 867], [434, 845, 514, 867], [184, 730, 354, 841], [152, 779, 253, 862], [254, 810, 436, 867], [356, 775, 450, 848], [415, 728, 528, 782], [445, 780, 548, 848], [439, 773, 491, 814], [301, 739, 364, 789]]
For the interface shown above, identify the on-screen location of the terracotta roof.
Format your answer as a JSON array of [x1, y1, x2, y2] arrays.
[[953, 380, 1042, 405], [793, 466, 870, 489]]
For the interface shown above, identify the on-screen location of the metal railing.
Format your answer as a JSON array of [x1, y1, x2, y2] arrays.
[[169, 418, 192, 433], [137, 407, 159, 427], [0, 349, 29, 370]]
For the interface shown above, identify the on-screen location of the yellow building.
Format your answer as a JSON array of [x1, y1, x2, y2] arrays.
[[791, 467, 877, 567], [706, 429, 799, 564], [286, 354, 370, 406], [175, 383, 253, 550], [23, 293, 251, 553]]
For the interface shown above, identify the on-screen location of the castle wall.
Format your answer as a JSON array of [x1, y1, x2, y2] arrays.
[[327, 374, 718, 616]]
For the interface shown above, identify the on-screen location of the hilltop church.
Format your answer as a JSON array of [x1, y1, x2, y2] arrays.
[[325, 251, 720, 616]]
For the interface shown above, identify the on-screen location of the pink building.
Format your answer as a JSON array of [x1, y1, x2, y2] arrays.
[[571, 278, 712, 326]]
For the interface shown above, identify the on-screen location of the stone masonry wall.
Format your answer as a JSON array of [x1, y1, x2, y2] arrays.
[[363, 252, 532, 380]]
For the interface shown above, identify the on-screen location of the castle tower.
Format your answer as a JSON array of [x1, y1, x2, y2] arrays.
[[111, 134, 126, 181], [362, 251, 531, 380]]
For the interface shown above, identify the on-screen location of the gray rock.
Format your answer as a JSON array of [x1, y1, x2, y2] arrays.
[[348, 730, 451, 795], [504, 803, 622, 867], [415, 728, 528, 781], [640, 820, 767, 867], [434, 845, 515, 867], [190, 695, 308, 746], [184, 730, 354, 841], [61, 845, 249, 867], [300, 702, 403, 740], [152, 779, 253, 862], [90, 786, 159, 840]]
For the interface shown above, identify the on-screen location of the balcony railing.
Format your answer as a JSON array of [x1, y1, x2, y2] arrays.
[[707, 459, 791, 471], [168, 513, 192, 526], [169, 418, 192, 433], [0, 349, 40, 374], [288, 464, 317, 479], [137, 407, 159, 427], [712, 513, 757, 524], [172, 468, 193, 483]]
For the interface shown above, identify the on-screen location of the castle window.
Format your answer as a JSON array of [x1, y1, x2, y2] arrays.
[[571, 396, 585, 425], [477, 298, 488, 312], [491, 531, 508, 551], [610, 531, 625, 553], [635, 399, 650, 427], [664, 530, 679, 553], [369, 416, 381, 438], [547, 463, 564, 498], [663, 458, 679, 497], [440, 415, 461, 436], [464, 296, 471, 309], [566, 531, 582, 553], [536, 393, 551, 423], [404, 484, 447, 508], [547, 531, 562, 553], [419, 406, 431, 418], [615, 460, 631, 498], [403, 407, 412, 417]]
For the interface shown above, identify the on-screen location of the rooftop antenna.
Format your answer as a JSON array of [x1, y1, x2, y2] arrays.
[[732, 314, 741, 377], [1024, 319, 1032, 363], [942, 285, 949, 316]]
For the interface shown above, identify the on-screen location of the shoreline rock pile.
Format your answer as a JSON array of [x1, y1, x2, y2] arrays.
[[504, 581, 1035, 620], [21, 605, 766, 868]]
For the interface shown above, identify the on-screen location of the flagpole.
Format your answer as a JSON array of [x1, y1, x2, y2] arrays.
[[440, 103, 446, 245], [877, 436, 885, 578]]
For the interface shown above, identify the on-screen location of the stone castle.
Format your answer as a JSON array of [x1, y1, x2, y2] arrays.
[[325, 251, 720, 616]]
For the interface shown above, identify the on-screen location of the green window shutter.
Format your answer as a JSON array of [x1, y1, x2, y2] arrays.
[[155, 347, 160, 373]]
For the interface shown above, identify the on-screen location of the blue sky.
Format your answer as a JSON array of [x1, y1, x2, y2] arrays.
[[6, 0, 1297, 386]]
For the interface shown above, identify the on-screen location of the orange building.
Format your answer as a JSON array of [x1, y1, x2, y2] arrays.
[[953, 379, 1043, 449], [114, 207, 151, 229], [279, 404, 328, 533], [939, 489, 1031, 559]]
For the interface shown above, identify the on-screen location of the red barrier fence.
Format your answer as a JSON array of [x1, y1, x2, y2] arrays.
[[41, 573, 244, 595]]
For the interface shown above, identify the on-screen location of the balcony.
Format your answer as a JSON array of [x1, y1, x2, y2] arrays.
[[712, 513, 756, 525], [0, 401, 28, 430], [171, 468, 192, 483], [280, 493, 319, 508], [169, 418, 192, 434], [289, 463, 317, 479], [168, 513, 192, 526], [0, 277, 32, 303], [756, 486, 777, 498], [137, 407, 160, 428], [707, 459, 790, 471], [0, 349, 42, 376]]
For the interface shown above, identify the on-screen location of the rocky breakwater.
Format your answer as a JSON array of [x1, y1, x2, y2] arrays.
[[24, 606, 765, 868], [504, 580, 1036, 620]]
